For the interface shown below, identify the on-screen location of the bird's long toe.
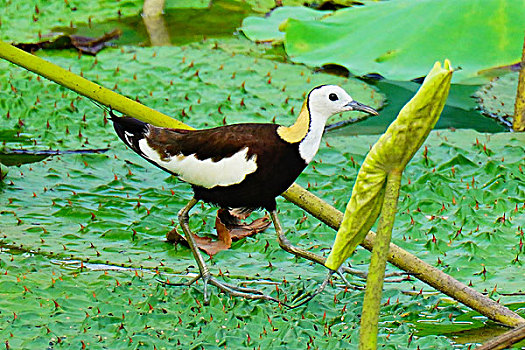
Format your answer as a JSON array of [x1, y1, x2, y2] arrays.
[[209, 279, 265, 295], [202, 274, 211, 305], [208, 277, 277, 301], [161, 273, 283, 304]]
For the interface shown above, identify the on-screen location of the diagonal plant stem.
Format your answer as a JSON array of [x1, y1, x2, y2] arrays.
[[0, 40, 523, 327], [475, 323, 525, 350], [0, 40, 189, 129], [359, 171, 402, 349]]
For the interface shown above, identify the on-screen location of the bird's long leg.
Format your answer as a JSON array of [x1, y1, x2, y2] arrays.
[[270, 210, 361, 288], [269, 211, 406, 281], [271, 210, 329, 265], [270, 210, 358, 306], [177, 198, 212, 300], [176, 198, 283, 305], [271, 210, 352, 275]]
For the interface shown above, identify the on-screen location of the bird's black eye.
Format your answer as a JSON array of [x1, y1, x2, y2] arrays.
[[329, 93, 338, 101]]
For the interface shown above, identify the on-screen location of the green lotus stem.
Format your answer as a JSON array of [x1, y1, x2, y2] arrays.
[[476, 323, 525, 350], [0, 40, 190, 130], [1, 40, 523, 330], [323, 60, 455, 348], [358, 171, 401, 349], [143, 0, 165, 17], [513, 34, 525, 132]]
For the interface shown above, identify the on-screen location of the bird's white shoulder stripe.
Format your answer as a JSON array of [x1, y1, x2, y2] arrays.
[[138, 139, 258, 188], [124, 131, 134, 145]]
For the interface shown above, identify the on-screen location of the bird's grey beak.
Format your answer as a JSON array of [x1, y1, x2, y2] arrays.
[[345, 100, 379, 116]]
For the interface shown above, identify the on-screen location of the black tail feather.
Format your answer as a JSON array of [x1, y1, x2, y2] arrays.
[[85, 98, 150, 155], [111, 114, 150, 156]]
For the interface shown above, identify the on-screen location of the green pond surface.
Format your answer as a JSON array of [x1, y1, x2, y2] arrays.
[[1, 0, 523, 349]]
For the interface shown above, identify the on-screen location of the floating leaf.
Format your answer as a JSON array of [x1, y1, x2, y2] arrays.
[[0, 148, 108, 166], [284, 0, 524, 83], [474, 72, 518, 126], [1, 1, 142, 43], [240, 6, 331, 43], [245, 0, 363, 13]]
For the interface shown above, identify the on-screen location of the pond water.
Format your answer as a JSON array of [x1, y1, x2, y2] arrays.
[[332, 79, 507, 136]]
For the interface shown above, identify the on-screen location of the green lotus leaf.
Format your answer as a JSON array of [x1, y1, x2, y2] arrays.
[[284, 0, 524, 84], [240, 6, 331, 43], [474, 72, 518, 125]]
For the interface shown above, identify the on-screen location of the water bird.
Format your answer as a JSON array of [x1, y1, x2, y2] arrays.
[[111, 84, 378, 305]]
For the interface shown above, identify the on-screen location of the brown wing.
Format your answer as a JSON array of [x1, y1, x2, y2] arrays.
[[113, 117, 285, 188], [146, 123, 280, 162], [112, 116, 307, 210]]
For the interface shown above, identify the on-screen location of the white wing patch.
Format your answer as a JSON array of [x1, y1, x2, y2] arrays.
[[138, 139, 258, 188], [124, 131, 134, 145]]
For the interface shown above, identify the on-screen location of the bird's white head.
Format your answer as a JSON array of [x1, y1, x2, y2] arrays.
[[294, 85, 378, 163], [277, 84, 378, 163], [307, 85, 378, 121]]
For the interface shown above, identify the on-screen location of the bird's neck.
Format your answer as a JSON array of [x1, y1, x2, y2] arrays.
[[277, 100, 310, 144], [277, 100, 327, 164]]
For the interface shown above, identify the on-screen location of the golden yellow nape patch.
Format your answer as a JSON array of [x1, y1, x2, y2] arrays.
[[277, 100, 310, 143]]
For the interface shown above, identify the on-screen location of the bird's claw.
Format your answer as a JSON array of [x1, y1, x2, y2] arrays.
[[157, 273, 203, 287], [159, 273, 283, 306], [284, 266, 368, 309], [283, 270, 336, 309], [339, 265, 413, 282]]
